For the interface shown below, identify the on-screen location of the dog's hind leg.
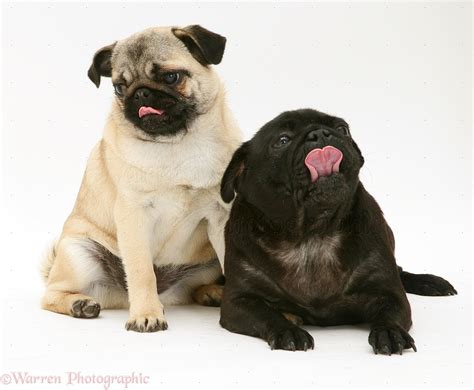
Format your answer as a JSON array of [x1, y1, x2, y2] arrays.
[[398, 266, 457, 296], [41, 238, 127, 318], [158, 259, 223, 306], [42, 290, 101, 319], [192, 282, 224, 307]]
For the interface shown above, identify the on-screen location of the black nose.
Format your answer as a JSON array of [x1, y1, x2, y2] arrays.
[[134, 87, 151, 101], [306, 128, 332, 143]]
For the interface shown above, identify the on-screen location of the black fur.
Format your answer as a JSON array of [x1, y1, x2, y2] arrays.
[[87, 43, 116, 88], [219, 109, 456, 353], [172, 25, 226, 66]]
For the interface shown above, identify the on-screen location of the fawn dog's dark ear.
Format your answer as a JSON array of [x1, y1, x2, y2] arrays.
[[220, 142, 250, 203], [172, 25, 226, 66], [87, 42, 117, 88]]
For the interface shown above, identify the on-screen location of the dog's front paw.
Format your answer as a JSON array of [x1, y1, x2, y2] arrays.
[[369, 326, 416, 355], [267, 327, 314, 351], [71, 299, 101, 318], [125, 310, 168, 333]]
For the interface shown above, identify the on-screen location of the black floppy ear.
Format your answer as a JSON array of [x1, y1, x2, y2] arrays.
[[351, 139, 365, 167], [172, 25, 226, 65], [87, 42, 117, 88], [221, 142, 249, 203]]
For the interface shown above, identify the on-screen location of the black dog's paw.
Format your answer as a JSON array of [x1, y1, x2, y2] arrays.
[[402, 273, 457, 296], [71, 299, 101, 319], [369, 326, 416, 355], [267, 327, 314, 351]]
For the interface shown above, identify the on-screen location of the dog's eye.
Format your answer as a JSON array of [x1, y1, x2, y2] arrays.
[[337, 125, 350, 136], [274, 135, 291, 148], [114, 84, 126, 97], [163, 72, 180, 85]]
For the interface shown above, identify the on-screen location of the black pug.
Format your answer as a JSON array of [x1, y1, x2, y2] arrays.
[[219, 109, 456, 354]]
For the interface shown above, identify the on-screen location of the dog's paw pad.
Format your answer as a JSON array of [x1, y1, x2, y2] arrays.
[[369, 326, 416, 355], [125, 314, 168, 333], [192, 284, 223, 307], [267, 327, 314, 351], [71, 299, 101, 319]]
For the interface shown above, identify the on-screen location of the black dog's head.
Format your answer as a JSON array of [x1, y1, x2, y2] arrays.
[[221, 109, 364, 224]]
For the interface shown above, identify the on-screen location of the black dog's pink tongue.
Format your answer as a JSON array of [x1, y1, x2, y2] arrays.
[[304, 146, 343, 182]]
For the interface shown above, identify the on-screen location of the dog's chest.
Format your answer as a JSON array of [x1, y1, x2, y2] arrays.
[[144, 188, 218, 264], [271, 235, 347, 301], [118, 129, 233, 191]]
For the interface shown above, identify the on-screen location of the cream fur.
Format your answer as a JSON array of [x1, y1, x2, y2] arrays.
[[41, 26, 241, 332]]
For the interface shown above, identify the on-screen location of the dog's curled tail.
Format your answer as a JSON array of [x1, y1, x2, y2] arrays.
[[40, 241, 58, 283]]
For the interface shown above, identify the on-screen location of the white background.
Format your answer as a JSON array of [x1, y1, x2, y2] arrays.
[[1, 1, 472, 389]]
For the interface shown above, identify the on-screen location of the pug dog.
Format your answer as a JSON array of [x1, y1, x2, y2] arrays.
[[219, 108, 457, 353], [41, 25, 241, 332]]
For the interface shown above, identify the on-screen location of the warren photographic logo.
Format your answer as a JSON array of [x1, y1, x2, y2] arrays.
[[0, 371, 149, 389]]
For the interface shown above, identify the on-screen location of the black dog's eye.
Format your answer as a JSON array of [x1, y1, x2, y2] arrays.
[[274, 135, 291, 148], [163, 72, 180, 85], [114, 84, 126, 97], [337, 125, 350, 136]]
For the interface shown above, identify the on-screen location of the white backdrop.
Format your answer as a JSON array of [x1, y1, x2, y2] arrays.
[[1, 1, 472, 389]]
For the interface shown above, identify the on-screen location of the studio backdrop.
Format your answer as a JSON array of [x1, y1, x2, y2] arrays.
[[1, 1, 472, 389]]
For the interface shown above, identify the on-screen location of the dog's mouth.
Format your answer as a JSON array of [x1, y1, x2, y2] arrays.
[[304, 146, 343, 182], [124, 91, 195, 138], [138, 106, 165, 118]]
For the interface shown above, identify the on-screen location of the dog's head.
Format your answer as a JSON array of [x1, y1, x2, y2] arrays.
[[221, 109, 364, 223], [88, 25, 226, 139]]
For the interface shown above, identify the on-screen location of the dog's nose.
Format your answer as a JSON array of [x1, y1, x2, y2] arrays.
[[306, 128, 332, 143], [134, 87, 151, 101]]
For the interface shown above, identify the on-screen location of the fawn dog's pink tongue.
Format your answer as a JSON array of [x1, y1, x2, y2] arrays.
[[304, 146, 343, 182], [138, 106, 164, 118]]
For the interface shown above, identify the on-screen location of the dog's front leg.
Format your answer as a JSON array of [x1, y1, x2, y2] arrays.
[[191, 204, 228, 307], [365, 294, 416, 355], [220, 293, 314, 351], [115, 198, 167, 333], [206, 205, 228, 271]]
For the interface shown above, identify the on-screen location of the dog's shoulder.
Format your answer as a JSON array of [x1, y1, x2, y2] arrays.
[[346, 182, 396, 254]]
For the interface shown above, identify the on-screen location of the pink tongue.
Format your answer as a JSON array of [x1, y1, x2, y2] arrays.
[[304, 146, 343, 182], [138, 106, 164, 118]]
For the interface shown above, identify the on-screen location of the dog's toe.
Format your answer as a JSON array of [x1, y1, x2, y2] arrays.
[[125, 312, 168, 333], [267, 327, 314, 351], [369, 326, 416, 356]]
